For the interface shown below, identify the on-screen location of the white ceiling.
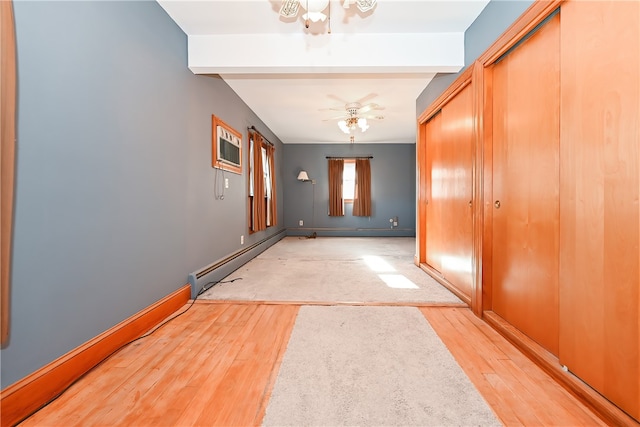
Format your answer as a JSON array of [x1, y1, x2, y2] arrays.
[[157, 0, 490, 144]]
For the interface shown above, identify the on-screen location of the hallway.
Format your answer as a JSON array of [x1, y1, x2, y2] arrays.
[[20, 238, 605, 426]]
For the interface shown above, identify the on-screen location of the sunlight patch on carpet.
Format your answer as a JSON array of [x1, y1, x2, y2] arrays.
[[378, 274, 420, 289]]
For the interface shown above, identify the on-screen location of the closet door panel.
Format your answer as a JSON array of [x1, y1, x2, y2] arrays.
[[559, 0, 639, 419], [425, 112, 443, 273], [417, 124, 428, 265], [491, 12, 560, 355], [440, 85, 474, 297]]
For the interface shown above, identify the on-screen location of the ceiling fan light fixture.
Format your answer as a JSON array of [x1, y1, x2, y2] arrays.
[[325, 100, 383, 137], [302, 11, 328, 23], [280, 0, 375, 32], [300, 0, 329, 22], [338, 120, 350, 134], [357, 117, 369, 132]]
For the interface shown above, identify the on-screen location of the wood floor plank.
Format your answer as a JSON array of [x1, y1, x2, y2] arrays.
[[172, 304, 265, 426], [420, 306, 515, 425], [488, 359, 557, 426], [20, 303, 608, 427], [189, 305, 300, 427], [227, 305, 299, 426], [444, 307, 511, 361], [177, 305, 284, 425], [422, 306, 496, 375], [421, 307, 607, 427], [498, 358, 606, 427], [457, 309, 606, 426], [483, 372, 527, 426], [197, 306, 277, 425], [72, 304, 220, 426], [20, 302, 212, 426], [251, 304, 300, 425], [116, 305, 237, 426], [108, 303, 248, 426]]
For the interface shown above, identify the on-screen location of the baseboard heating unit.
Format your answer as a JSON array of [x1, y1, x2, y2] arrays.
[[188, 229, 285, 298]]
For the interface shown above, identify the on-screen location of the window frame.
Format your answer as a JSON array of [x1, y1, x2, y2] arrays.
[[342, 159, 356, 203]]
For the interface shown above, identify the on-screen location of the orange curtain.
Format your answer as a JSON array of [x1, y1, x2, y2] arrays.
[[266, 143, 277, 226], [251, 132, 266, 232], [353, 158, 371, 216], [1, 0, 16, 346], [328, 159, 344, 216]]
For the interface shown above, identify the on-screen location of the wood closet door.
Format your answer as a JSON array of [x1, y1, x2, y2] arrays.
[[491, 12, 560, 356], [559, 0, 639, 419], [417, 123, 428, 265], [439, 85, 473, 297], [425, 112, 443, 273]]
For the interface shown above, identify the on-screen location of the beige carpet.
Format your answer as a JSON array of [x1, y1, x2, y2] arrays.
[[199, 237, 463, 304], [200, 237, 493, 425], [262, 306, 501, 426]]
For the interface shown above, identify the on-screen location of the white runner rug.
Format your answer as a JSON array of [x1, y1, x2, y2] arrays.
[[263, 306, 501, 426]]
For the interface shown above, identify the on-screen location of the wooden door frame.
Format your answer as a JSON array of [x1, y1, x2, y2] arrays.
[[1, 0, 17, 347]]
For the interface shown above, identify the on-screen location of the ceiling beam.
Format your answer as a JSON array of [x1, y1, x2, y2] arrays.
[[188, 32, 464, 75]]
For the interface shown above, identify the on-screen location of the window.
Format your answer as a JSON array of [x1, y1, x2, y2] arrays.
[[328, 157, 371, 217], [248, 130, 277, 232], [343, 159, 355, 202]]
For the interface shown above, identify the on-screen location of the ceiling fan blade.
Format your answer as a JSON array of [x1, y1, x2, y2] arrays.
[[358, 103, 384, 113], [355, 93, 377, 105], [319, 107, 346, 112], [322, 115, 348, 121], [360, 114, 384, 120], [327, 93, 350, 105]]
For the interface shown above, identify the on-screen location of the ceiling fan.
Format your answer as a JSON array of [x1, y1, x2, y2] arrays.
[[323, 102, 385, 134]]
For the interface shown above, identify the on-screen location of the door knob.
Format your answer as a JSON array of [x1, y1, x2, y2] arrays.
[[468, 201, 472, 208], [494, 200, 501, 209]]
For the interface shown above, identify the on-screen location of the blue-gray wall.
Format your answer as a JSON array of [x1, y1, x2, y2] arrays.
[[283, 144, 415, 237], [1, 0, 283, 388], [417, 0, 534, 114], [1, 0, 533, 391]]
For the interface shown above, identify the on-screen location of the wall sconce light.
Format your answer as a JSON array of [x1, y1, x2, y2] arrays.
[[297, 170, 310, 181], [297, 169, 316, 238], [297, 170, 315, 184]]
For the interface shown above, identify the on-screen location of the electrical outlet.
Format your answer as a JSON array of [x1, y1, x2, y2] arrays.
[[240, 235, 244, 245], [299, 220, 304, 226], [225, 178, 229, 189]]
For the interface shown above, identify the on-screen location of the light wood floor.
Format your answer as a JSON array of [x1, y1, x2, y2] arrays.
[[21, 302, 605, 426]]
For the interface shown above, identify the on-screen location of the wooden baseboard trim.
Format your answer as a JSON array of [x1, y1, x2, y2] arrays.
[[483, 310, 640, 427], [194, 299, 468, 308], [419, 263, 472, 307], [0, 284, 191, 427]]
